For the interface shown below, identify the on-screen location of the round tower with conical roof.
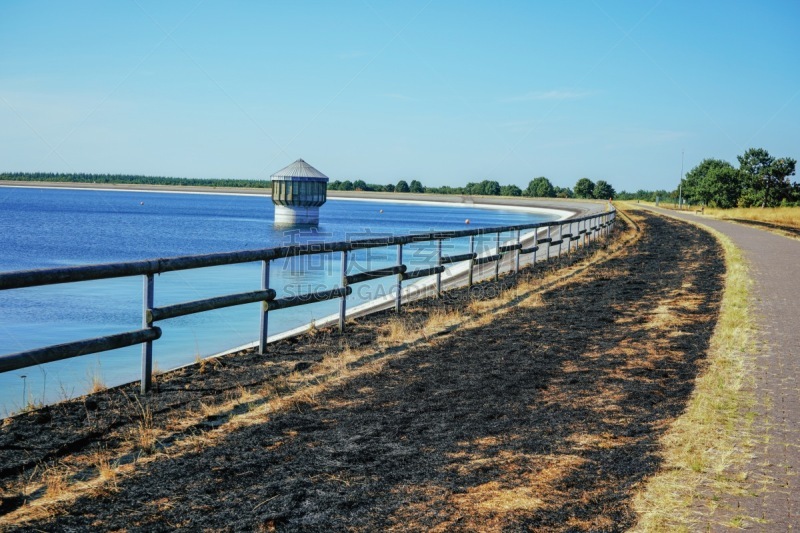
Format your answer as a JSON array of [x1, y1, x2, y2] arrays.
[[270, 158, 329, 224]]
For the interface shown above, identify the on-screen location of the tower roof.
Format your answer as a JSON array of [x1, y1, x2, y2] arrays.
[[270, 158, 329, 180]]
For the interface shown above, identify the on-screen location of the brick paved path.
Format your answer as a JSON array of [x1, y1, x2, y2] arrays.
[[652, 208, 800, 530]]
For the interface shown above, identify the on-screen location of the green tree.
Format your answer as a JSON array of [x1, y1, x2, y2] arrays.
[[738, 148, 797, 207], [616, 189, 659, 202], [574, 178, 595, 199], [395, 180, 410, 193], [409, 179, 424, 193], [384, 183, 395, 192], [485, 180, 501, 195], [706, 166, 744, 208], [328, 180, 342, 190], [593, 180, 615, 200], [524, 176, 555, 197], [469, 180, 501, 195], [352, 179, 369, 191], [500, 184, 522, 197], [792, 183, 800, 205], [553, 186, 573, 198], [340, 180, 354, 191], [682, 158, 734, 206]]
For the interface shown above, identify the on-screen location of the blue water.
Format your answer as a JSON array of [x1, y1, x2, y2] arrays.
[[0, 187, 555, 415]]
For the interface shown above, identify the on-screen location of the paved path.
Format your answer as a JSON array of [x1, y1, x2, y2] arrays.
[[649, 207, 800, 530]]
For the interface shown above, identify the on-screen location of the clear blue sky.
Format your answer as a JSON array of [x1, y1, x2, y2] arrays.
[[1, 1, 798, 193]]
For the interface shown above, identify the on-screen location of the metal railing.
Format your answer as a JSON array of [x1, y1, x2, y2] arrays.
[[0, 209, 616, 393]]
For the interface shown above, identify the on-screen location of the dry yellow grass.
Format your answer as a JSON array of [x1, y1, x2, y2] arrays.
[[195, 355, 222, 374], [131, 398, 157, 455], [90, 448, 118, 491], [517, 291, 544, 309], [42, 464, 70, 499], [380, 315, 414, 344], [235, 384, 259, 406], [642, 202, 800, 229], [703, 206, 800, 228], [87, 376, 106, 394], [421, 308, 464, 338], [86, 364, 106, 394]]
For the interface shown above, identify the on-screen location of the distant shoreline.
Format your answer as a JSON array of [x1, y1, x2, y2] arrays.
[[0, 179, 272, 197], [0, 180, 599, 217]]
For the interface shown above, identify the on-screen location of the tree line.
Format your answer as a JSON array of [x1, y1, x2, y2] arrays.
[[680, 148, 798, 208], [0, 172, 272, 189], [329, 176, 617, 200], [3, 172, 620, 200], [614, 189, 678, 203], [607, 147, 799, 208]]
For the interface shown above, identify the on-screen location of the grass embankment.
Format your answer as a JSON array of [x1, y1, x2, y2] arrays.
[[637, 202, 800, 239], [639, 201, 800, 227], [630, 206, 758, 531], [703, 206, 800, 233]]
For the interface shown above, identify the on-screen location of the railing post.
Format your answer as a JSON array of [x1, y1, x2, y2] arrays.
[[339, 251, 348, 333], [570, 221, 576, 253], [582, 218, 587, 247], [546, 225, 552, 260], [468, 235, 475, 287], [585, 218, 590, 246], [567, 222, 573, 254], [141, 273, 154, 394], [558, 224, 563, 257], [435, 239, 442, 298], [532, 228, 538, 266], [494, 232, 501, 281], [259, 260, 270, 354], [514, 229, 520, 273], [395, 244, 403, 313]]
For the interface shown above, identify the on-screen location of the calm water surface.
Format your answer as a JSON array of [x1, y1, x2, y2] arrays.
[[0, 187, 556, 415]]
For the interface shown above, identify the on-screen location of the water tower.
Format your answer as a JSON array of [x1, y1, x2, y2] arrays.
[[270, 158, 329, 224]]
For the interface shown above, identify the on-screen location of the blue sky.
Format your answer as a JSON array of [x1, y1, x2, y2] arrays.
[[1, 1, 798, 193]]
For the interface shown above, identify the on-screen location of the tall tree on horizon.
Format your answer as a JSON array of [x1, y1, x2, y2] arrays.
[[738, 148, 797, 207], [593, 180, 615, 200], [574, 178, 595, 199], [524, 176, 555, 198]]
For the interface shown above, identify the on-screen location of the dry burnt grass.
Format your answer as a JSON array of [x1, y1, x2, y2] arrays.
[[0, 210, 725, 532]]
